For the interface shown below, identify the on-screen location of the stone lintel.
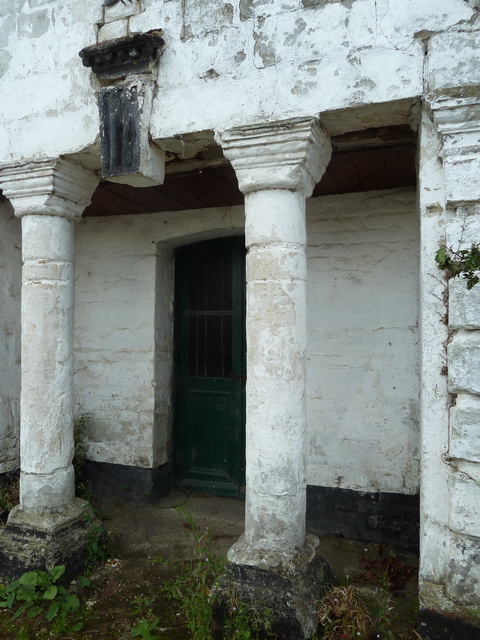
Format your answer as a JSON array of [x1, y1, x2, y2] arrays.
[[0, 158, 99, 220], [215, 117, 331, 196]]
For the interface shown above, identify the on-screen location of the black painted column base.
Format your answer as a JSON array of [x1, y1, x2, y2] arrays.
[[212, 534, 332, 640], [0, 498, 95, 583], [418, 608, 480, 640]]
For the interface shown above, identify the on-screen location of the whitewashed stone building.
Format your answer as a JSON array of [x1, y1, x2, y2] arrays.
[[1, 0, 480, 636]]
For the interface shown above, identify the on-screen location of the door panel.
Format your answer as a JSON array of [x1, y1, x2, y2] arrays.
[[174, 237, 245, 496]]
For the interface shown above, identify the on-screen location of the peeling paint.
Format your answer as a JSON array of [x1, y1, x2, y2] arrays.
[[253, 29, 278, 68]]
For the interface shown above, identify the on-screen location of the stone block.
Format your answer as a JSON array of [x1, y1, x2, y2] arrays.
[[446, 532, 480, 607], [104, 0, 142, 24], [98, 19, 128, 43], [449, 472, 480, 537], [444, 154, 480, 206], [428, 31, 480, 95], [450, 407, 480, 463], [447, 333, 480, 395], [449, 278, 480, 330]]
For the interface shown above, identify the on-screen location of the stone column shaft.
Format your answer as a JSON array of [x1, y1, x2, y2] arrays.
[[245, 188, 308, 552], [217, 117, 332, 562], [20, 214, 76, 512], [0, 159, 98, 526], [214, 118, 332, 640]]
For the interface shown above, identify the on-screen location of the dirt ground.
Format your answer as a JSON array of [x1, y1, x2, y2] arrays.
[[0, 491, 420, 639]]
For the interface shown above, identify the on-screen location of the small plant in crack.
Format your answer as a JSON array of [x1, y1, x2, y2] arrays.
[[435, 243, 480, 289]]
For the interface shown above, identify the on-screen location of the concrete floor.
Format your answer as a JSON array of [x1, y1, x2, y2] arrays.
[[101, 489, 419, 584]]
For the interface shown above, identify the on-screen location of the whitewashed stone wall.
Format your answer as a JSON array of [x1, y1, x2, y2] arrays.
[[417, 24, 480, 617], [74, 206, 245, 469], [0, 0, 474, 166], [306, 188, 419, 494], [74, 188, 419, 496], [0, 199, 21, 474]]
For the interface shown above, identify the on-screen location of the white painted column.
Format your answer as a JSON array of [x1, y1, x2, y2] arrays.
[[217, 117, 331, 560], [0, 159, 98, 522], [244, 188, 309, 552]]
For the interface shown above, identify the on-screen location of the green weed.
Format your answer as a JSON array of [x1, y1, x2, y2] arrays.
[[435, 243, 480, 289], [0, 565, 86, 626], [130, 595, 161, 640], [161, 507, 275, 640]]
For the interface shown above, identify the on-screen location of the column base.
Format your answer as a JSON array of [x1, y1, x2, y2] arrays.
[[0, 498, 94, 582], [212, 533, 331, 640]]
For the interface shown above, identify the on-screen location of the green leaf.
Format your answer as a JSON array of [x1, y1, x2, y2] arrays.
[[6, 579, 20, 592], [62, 593, 80, 612], [27, 604, 43, 618], [50, 565, 65, 582], [46, 601, 60, 621], [71, 622, 84, 632], [42, 585, 57, 600], [13, 602, 29, 619], [19, 571, 39, 587], [77, 575, 91, 588], [435, 245, 448, 265]]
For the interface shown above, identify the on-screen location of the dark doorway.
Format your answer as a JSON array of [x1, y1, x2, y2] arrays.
[[174, 237, 246, 496]]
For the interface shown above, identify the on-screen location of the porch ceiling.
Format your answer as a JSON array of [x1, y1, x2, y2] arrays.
[[84, 125, 416, 217], [0, 125, 416, 217]]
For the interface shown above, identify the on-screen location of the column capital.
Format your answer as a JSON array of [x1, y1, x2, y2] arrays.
[[0, 158, 99, 220], [215, 116, 331, 197], [425, 92, 480, 206]]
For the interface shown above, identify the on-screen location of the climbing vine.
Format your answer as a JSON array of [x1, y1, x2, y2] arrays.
[[435, 244, 480, 289]]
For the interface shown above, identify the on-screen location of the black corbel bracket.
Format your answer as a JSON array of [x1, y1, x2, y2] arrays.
[[79, 32, 164, 80]]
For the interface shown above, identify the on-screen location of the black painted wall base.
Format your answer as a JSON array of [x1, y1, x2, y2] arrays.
[[81, 460, 171, 505], [306, 485, 419, 552], [418, 609, 480, 639]]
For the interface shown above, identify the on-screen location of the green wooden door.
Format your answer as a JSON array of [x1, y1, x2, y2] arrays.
[[174, 237, 246, 496]]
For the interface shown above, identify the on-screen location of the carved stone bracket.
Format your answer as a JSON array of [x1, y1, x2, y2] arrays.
[[0, 159, 99, 220], [79, 33, 164, 80], [215, 117, 331, 197], [98, 77, 165, 187]]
